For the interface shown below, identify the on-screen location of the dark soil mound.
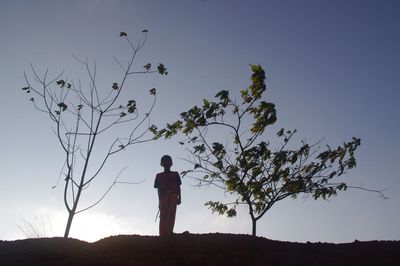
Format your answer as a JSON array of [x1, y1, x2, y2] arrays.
[[1, 233, 399, 265]]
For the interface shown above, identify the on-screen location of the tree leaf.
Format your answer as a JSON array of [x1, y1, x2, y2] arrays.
[[226, 208, 237, 217], [277, 128, 284, 137], [157, 63, 168, 75], [57, 102, 68, 111], [56, 80, 66, 87], [203, 98, 210, 108], [143, 63, 151, 70]]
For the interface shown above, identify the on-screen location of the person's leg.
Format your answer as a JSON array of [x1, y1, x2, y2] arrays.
[[159, 194, 168, 236], [165, 192, 177, 235]]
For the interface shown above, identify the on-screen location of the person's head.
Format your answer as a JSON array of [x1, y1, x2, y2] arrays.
[[160, 155, 173, 170]]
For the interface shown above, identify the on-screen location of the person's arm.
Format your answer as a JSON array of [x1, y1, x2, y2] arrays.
[[176, 173, 182, 205], [154, 175, 161, 203], [177, 185, 181, 205], [154, 174, 158, 189]]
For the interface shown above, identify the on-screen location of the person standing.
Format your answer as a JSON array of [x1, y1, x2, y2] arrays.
[[154, 155, 182, 236]]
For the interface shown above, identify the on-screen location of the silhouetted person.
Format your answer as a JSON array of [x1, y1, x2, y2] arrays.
[[154, 155, 182, 236]]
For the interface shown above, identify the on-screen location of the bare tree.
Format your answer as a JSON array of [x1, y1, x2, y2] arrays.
[[22, 30, 167, 238]]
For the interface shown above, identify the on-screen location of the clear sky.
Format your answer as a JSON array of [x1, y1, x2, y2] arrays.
[[1, 0, 399, 243]]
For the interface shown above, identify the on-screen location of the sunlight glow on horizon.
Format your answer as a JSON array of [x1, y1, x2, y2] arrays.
[[16, 208, 147, 242]]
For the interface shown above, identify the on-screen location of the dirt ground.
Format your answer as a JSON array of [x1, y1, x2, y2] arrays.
[[1, 233, 399, 266]]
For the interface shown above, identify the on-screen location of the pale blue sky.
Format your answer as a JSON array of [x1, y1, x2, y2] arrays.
[[1, 0, 399, 243]]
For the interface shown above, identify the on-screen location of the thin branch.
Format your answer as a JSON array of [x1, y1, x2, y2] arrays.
[[113, 56, 127, 73], [346, 186, 388, 200], [76, 167, 144, 214]]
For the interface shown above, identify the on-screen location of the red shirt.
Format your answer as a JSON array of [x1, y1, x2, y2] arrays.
[[154, 171, 182, 193]]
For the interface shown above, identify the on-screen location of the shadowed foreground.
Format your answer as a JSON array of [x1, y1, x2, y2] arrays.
[[1, 233, 399, 266]]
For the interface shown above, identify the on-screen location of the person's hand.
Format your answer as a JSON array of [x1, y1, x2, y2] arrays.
[[177, 196, 181, 205]]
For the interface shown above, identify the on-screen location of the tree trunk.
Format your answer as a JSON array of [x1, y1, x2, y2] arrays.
[[64, 187, 82, 238], [64, 210, 74, 238], [252, 218, 257, 236]]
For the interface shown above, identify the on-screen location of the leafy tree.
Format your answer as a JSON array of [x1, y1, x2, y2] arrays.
[[22, 31, 167, 238], [152, 64, 385, 236]]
